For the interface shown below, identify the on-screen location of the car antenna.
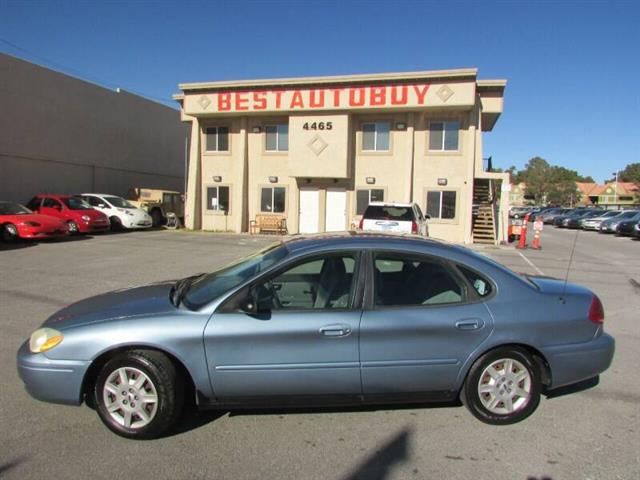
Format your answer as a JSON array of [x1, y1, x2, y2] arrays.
[[560, 228, 580, 304]]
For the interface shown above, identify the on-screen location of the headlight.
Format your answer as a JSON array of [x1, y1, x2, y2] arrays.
[[81, 215, 91, 222], [29, 328, 64, 353]]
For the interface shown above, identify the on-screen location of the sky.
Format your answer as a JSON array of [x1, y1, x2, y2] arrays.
[[1, 0, 639, 183]]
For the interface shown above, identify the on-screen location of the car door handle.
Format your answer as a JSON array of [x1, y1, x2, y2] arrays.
[[455, 319, 484, 330], [319, 325, 352, 337]]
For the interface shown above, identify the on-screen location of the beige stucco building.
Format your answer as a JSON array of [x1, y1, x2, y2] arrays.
[[174, 68, 508, 244]]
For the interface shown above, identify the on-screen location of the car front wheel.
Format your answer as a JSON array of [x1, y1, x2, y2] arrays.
[[462, 347, 541, 425], [2, 223, 18, 243], [94, 350, 183, 439]]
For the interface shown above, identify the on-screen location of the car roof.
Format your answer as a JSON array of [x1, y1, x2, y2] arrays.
[[32, 194, 72, 199], [367, 202, 415, 207], [282, 231, 448, 254], [80, 193, 120, 197]]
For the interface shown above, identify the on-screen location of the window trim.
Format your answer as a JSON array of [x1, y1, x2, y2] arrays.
[[203, 184, 232, 215], [203, 125, 231, 153], [367, 250, 470, 310], [354, 187, 387, 216], [259, 185, 288, 214], [453, 263, 498, 303], [264, 124, 289, 152], [424, 188, 459, 224], [427, 120, 460, 153], [360, 121, 392, 153]]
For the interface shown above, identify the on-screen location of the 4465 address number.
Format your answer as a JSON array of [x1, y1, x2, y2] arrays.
[[302, 122, 333, 131]]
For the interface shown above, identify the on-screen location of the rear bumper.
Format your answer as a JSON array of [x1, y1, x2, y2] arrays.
[[16, 341, 90, 405], [542, 333, 615, 390]]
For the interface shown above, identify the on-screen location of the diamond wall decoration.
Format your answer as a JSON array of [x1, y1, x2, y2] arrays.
[[198, 95, 212, 109], [436, 85, 454, 102], [307, 134, 328, 156]]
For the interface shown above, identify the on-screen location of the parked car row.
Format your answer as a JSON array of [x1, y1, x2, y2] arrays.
[[1, 193, 154, 243], [532, 206, 640, 238]]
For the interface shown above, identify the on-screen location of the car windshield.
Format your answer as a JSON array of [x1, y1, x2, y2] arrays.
[[62, 197, 92, 210], [0, 202, 31, 215], [364, 205, 413, 221], [182, 243, 289, 310], [104, 196, 135, 208]]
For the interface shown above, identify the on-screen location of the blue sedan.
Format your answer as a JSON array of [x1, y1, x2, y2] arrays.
[[17, 233, 615, 439]]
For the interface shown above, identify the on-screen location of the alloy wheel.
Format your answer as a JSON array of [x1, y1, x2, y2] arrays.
[[102, 367, 158, 429], [477, 358, 532, 415]]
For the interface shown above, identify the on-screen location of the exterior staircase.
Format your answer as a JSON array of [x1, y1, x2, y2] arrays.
[[472, 180, 497, 244]]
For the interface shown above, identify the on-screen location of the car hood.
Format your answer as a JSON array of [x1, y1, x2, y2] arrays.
[[43, 282, 176, 330]]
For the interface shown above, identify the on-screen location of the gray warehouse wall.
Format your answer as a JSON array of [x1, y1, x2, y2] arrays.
[[0, 53, 189, 203]]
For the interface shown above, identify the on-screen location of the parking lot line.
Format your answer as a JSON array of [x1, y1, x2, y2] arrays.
[[518, 251, 545, 275]]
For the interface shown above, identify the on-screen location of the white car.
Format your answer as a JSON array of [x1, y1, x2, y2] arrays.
[[359, 202, 429, 236], [78, 193, 152, 230]]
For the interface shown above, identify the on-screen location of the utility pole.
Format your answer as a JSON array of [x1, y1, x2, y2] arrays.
[[612, 170, 619, 206]]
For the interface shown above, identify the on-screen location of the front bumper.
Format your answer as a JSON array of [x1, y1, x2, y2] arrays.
[[16, 341, 90, 405], [17, 225, 68, 239], [542, 333, 615, 390]]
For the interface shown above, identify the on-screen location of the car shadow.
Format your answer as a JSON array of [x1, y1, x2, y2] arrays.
[[161, 400, 461, 439], [0, 240, 36, 251], [544, 375, 599, 399]]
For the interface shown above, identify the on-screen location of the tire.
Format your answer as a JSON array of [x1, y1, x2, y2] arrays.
[[94, 350, 183, 439], [2, 223, 18, 243], [461, 346, 541, 425], [109, 216, 123, 231], [150, 209, 164, 228]]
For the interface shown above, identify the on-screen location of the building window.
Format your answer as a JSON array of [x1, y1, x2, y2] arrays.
[[265, 125, 289, 151], [426, 190, 456, 219], [205, 126, 230, 152], [356, 188, 384, 215], [362, 122, 390, 151], [429, 121, 459, 151], [206, 186, 230, 212], [261, 187, 286, 213]]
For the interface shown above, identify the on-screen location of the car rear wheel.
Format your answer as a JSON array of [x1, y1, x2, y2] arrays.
[[94, 350, 183, 439], [2, 223, 18, 243], [462, 347, 540, 425]]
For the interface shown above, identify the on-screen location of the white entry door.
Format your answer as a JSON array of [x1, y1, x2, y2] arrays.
[[299, 188, 320, 233], [325, 189, 347, 232]]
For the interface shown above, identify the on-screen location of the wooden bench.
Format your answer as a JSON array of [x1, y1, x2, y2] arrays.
[[250, 214, 287, 234]]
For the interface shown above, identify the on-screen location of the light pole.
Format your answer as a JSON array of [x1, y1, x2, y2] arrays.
[[612, 171, 618, 205]]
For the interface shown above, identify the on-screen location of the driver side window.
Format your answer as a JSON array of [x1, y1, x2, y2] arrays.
[[258, 254, 357, 310]]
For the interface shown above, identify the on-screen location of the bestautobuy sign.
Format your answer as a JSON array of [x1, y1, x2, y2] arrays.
[[184, 82, 474, 114]]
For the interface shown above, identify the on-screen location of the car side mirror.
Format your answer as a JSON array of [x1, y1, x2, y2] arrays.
[[425, 214, 431, 220]]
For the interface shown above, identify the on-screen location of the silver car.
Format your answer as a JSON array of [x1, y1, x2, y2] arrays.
[[581, 210, 621, 230], [17, 233, 615, 439]]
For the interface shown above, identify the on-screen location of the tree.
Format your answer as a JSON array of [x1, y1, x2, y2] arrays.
[[619, 163, 640, 185], [520, 157, 553, 204], [518, 157, 593, 205]]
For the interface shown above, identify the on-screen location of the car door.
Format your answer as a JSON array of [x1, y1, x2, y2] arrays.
[[203, 251, 364, 400], [359, 251, 493, 396]]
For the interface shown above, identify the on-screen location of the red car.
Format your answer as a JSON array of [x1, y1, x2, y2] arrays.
[[26, 195, 110, 234], [0, 201, 69, 242]]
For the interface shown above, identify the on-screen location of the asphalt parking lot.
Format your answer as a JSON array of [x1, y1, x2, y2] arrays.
[[1, 228, 638, 480]]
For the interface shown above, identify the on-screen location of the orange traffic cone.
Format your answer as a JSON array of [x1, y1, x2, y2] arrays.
[[531, 229, 541, 250]]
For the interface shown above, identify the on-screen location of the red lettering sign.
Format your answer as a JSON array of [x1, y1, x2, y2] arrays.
[[349, 87, 365, 107], [235, 92, 249, 111], [218, 92, 231, 111], [253, 91, 267, 110]]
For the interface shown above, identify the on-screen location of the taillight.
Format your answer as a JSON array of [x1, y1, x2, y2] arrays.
[[411, 221, 418, 234], [358, 217, 363, 230], [588, 295, 605, 324]]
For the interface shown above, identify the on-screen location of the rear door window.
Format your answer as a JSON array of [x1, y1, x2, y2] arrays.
[[373, 253, 465, 307]]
